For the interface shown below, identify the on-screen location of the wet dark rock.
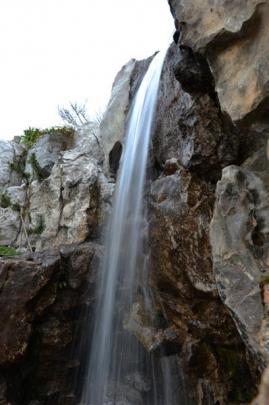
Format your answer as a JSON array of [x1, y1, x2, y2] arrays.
[[0, 243, 101, 405], [147, 162, 258, 402], [153, 43, 238, 180], [163, 158, 180, 176], [253, 365, 269, 404], [173, 46, 214, 96], [0, 257, 58, 365], [0, 375, 8, 405]]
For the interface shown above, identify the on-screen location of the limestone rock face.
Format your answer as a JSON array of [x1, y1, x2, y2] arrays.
[[100, 58, 136, 172], [169, 0, 269, 122], [210, 148, 269, 363], [0, 140, 26, 188], [25, 132, 75, 179], [166, 2, 269, 399], [0, 140, 16, 188], [100, 56, 153, 174], [0, 126, 113, 251]]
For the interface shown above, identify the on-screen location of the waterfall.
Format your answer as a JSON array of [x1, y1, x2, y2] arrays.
[[81, 48, 184, 405]]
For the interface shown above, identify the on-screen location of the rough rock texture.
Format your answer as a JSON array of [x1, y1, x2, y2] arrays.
[[2, 1, 269, 402], [0, 57, 152, 405], [166, 1, 269, 401], [0, 243, 101, 405], [253, 365, 269, 404], [210, 151, 269, 362], [145, 41, 260, 403], [100, 55, 153, 174], [209, 145, 269, 404], [0, 140, 25, 188], [0, 127, 113, 250], [169, 0, 269, 122], [100, 58, 136, 172], [153, 44, 238, 180]]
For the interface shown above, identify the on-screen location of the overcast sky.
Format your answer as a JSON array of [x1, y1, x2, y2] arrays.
[[0, 0, 173, 140]]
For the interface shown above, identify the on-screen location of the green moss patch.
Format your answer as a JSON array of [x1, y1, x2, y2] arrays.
[[0, 245, 21, 257]]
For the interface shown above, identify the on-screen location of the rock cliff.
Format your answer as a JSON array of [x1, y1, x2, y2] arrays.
[[1, 0, 269, 404]]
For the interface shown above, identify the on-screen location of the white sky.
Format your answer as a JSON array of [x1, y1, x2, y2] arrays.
[[0, 0, 173, 140]]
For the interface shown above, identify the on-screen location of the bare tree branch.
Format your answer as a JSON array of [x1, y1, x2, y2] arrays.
[[58, 101, 90, 128]]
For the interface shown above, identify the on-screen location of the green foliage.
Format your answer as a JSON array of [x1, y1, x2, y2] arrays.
[[0, 193, 11, 209], [20, 126, 74, 148], [28, 153, 44, 182], [0, 245, 20, 257], [28, 215, 45, 235], [20, 128, 42, 148]]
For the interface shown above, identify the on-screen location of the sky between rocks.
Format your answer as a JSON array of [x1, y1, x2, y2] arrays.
[[0, 0, 173, 140]]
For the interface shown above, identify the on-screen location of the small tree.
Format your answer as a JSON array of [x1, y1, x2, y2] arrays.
[[58, 102, 90, 128]]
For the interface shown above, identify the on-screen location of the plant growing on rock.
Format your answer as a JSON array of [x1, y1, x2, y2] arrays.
[[21, 126, 74, 148], [0, 245, 20, 256]]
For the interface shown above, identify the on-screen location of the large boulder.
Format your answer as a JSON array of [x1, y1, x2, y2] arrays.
[[169, 0, 269, 122]]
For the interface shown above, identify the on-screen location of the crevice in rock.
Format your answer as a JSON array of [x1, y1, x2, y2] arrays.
[[109, 141, 122, 177], [56, 154, 65, 238], [173, 45, 217, 101]]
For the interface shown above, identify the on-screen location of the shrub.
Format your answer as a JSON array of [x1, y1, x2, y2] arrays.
[[20, 128, 43, 148], [20, 126, 74, 148]]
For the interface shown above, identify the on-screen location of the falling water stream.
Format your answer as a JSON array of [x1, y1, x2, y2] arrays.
[[82, 48, 184, 405]]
